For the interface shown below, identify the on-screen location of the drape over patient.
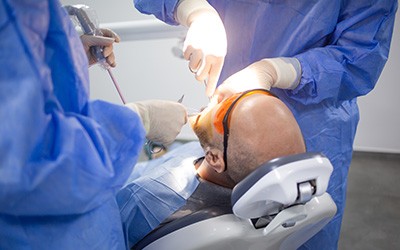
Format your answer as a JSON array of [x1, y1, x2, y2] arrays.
[[117, 142, 203, 247]]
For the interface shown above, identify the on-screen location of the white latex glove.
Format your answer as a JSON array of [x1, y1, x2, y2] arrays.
[[176, 0, 227, 98], [126, 100, 187, 145], [214, 57, 301, 102], [80, 28, 121, 67]]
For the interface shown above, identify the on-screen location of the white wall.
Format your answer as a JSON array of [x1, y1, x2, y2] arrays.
[[62, 0, 400, 153]]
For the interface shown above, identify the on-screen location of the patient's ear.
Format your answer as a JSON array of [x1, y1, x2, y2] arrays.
[[205, 148, 225, 173]]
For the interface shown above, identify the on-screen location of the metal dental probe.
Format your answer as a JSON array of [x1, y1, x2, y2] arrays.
[[177, 94, 185, 103], [176, 94, 203, 117]]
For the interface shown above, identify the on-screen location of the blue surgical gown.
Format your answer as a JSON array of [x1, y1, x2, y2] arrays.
[[134, 0, 398, 248], [0, 0, 145, 249]]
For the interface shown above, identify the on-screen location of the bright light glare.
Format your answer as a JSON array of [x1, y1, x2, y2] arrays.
[[169, 157, 198, 193]]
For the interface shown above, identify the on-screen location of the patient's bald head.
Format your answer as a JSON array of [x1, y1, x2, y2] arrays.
[[190, 90, 305, 188]]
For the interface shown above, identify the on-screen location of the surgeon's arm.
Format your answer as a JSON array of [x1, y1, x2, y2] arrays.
[[215, 1, 397, 104], [0, 1, 145, 216], [0, 95, 145, 216], [291, 0, 397, 104], [215, 57, 302, 102], [134, 0, 180, 25]]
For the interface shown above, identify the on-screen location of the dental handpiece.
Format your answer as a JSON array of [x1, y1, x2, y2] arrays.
[[64, 5, 127, 104]]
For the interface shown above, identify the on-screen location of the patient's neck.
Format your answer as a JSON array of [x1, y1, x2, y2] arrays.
[[196, 160, 235, 189], [193, 157, 204, 170]]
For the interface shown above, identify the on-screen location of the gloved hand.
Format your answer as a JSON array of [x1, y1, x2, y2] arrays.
[[80, 28, 121, 67], [176, 0, 227, 98], [126, 100, 187, 145], [214, 57, 302, 102]]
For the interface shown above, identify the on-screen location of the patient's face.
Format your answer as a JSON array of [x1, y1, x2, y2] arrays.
[[189, 92, 248, 149], [189, 99, 225, 148]]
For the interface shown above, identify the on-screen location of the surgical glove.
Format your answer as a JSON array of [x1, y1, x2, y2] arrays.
[[176, 0, 227, 98], [126, 100, 187, 145], [80, 28, 121, 67], [214, 57, 301, 102]]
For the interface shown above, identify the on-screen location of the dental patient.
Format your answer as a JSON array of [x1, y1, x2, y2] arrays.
[[117, 89, 306, 248]]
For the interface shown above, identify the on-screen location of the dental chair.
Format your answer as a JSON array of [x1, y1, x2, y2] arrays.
[[133, 152, 337, 250]]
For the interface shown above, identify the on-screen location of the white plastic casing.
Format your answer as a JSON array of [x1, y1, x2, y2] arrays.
[[232, 154, 333, 219]]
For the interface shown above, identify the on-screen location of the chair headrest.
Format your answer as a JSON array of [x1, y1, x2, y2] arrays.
[[231, 152, 333, 219]]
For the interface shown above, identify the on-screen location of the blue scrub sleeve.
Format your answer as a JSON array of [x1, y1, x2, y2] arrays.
[[0, 0, 146, 216], [134, 0, 180, 25], [292, 1, 397, 104]]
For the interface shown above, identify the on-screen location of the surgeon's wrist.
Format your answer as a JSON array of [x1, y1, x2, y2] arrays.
[[125, 103, 150, 134], [262, 57, 301, 90], [175, 0, 217, 27]]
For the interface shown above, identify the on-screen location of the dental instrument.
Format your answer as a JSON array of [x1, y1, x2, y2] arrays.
[[177, 95, 200, 117], [64, 5, 127, 104], [177, 94, 185, 104]]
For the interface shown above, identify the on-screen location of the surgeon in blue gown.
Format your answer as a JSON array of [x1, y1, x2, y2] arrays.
[[133, 0, 397, 248], [0, 0, 187, 249]]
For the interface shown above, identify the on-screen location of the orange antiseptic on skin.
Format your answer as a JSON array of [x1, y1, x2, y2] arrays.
[[191, 89, 274, 140], [213, 94, 239, 134], [190, 106, 215, 144]]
